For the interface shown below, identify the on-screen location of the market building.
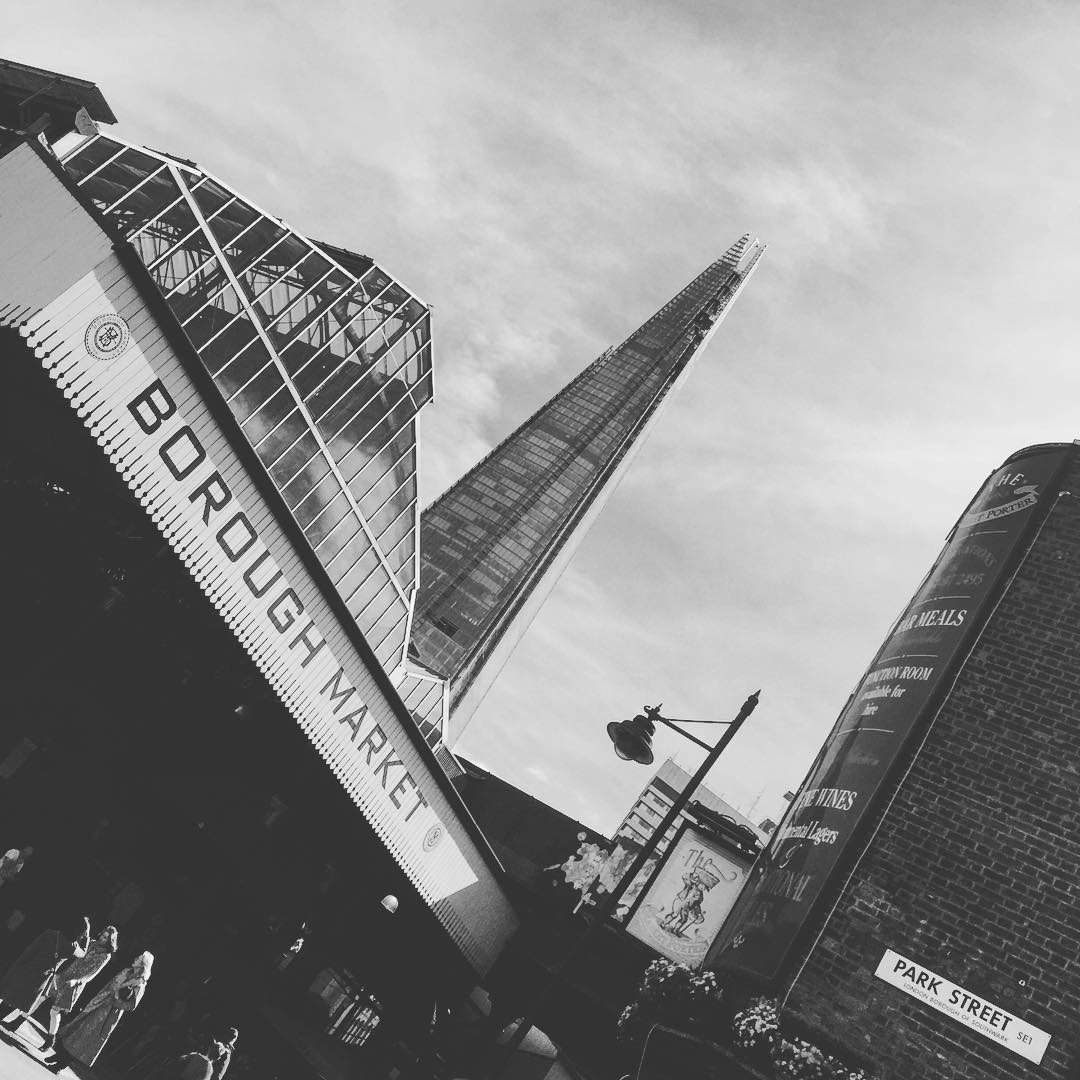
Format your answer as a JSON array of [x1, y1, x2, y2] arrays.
[[711, 442, 1080, 1080], [0, 58, 516, 1078]]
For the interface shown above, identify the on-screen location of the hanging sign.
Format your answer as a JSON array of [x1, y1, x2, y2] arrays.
[[626, 826, 749, 968]]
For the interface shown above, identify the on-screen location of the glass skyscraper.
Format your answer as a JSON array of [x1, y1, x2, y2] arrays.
[[54, 132, 432, 675], [408, 236, 765, 750]]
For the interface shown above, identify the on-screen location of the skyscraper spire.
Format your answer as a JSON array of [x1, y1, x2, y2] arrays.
[[404, 236, 765, 750]]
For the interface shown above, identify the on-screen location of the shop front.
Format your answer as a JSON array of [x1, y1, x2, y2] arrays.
[[0, 135, 517, 1079]]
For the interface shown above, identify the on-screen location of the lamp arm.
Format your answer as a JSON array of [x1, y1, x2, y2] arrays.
[[657, 716, 734, 725], [656, 717, 712, 752]]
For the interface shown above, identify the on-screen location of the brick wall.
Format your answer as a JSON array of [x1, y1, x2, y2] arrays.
[[784, 444, 1080, 1079]]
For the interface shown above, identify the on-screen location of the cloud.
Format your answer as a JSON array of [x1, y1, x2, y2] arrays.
[[11, 0, 1080, 838]]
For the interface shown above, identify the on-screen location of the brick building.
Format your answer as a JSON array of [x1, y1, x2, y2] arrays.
[[712, 442, 1080, 1079]]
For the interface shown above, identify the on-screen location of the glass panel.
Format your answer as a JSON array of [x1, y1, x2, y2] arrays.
[[416, 682, 443, 715], [208, 200, 261, 249], [63, 137, 122, 182], [200, 322, 259, 379], [318, 379, 390, 446], [290, 350, 349, 401], [306, 364, 369, 423], [111, 168, 182, 235], [304, 493, 350, 548], [239, 235, 311, 301], [78, 147, 162, 214], [293, 474, 342, 530], [359, 465, 415, 522], [215, 341, 274, 399], [231, 363, 285, 424], [252, 250, 331, 323], [254, 409, 309, 467], [274, 272, 356, 346], [269, 433, 319, 487], [151, 244, 214, 297], [371, 613, 407, 662], [166, 258, 229, 323], [318, 352, 414, 442], [242, 385, 294, 444], [191, 178, 235, 219], [334, 547, 381, 601], [368, 490, 415, 538], [229, 218, 289, 275], [354, 444, 415, 505], [386, 530, 416, 573], [137, 201, 202, 269], [186, 304, 242, 353], [412, 370, 434, 410], [357, 581, 399, 628], [400, 678, 428, 709], [344, 562, 391, 614], [375, 506, 416, 560], [315, 518, 361, 564], [348, 424, 414, 495], [282, 456, 332, 510]]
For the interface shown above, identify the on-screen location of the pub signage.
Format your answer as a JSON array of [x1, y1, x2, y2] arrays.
[[710, 445, 1072, 979]]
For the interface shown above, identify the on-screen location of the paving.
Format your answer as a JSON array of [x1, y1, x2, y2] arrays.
[[0, 1024, 72, 1079]]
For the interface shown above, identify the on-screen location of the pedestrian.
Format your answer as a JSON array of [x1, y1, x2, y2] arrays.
[[0, 847, 33, 887], [211, 1027, 238, 1080], [52, 949, 153, 1071], [31, 923, 118, 1051], [145, 1034, 222, 1080], [0, 914, 90, 1027]]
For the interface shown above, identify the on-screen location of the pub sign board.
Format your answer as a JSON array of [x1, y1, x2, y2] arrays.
[[875, 949, 1050, 1065], [626, 824, 749, 969], [709, 444, 1073, 981]]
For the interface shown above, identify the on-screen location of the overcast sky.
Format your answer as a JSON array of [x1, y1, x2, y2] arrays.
[[12, 1, 1080, 835]]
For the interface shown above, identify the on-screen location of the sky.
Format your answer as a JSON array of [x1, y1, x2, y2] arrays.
[[10, 0, 1080, 836]]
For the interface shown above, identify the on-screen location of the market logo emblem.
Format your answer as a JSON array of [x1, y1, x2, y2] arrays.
[[423, 825, 444, 852], [84, 313, 132, 363]]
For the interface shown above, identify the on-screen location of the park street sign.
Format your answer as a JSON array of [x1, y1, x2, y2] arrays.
[[874, 949, 1050, 1065]]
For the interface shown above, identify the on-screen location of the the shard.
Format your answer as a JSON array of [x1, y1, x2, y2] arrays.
[[402, 236, 766, 753]]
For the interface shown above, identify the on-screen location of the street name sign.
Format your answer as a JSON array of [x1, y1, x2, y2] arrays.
[[874, 949, 1050, 1065]]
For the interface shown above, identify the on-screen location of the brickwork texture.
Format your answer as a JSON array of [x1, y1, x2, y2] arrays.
[[784, 445, 1080, 1079]]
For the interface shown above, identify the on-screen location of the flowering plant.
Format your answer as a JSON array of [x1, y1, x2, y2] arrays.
[[731, 996, 780, 1051], [770, 1036, 838, 1079], [615, 1001, 645, 1044], [617, 959, 725, 1047]]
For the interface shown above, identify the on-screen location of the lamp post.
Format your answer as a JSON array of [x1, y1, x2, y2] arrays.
[[488, 690, 760, 1076]]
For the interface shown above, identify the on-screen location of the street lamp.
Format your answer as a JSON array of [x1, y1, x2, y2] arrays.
[[489, 690, 761, 1076], [606, 703, 734, 764]]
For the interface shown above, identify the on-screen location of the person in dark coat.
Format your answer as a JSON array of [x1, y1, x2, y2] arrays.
[[211, 1027, 238, 1080], [32, 923, 118, 1050], [0, 915, 90, 1026], [51, 950, 153, 1071], [146, 1035, 223, 1080]]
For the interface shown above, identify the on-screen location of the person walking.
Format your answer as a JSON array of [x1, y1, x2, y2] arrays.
[[145, 1034, 226, 1080], [211, 1027, 238, 1080], [31, 923, 118, 1051], [51, 950, 153, 1071], [0, 914, 90, 1027], [0, 847, 33, 888]]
